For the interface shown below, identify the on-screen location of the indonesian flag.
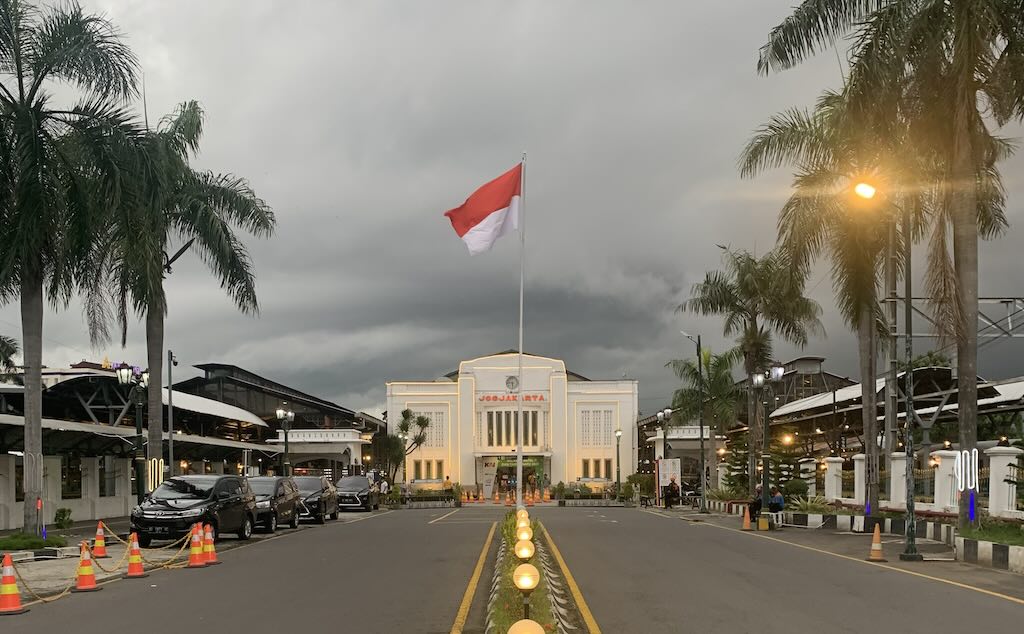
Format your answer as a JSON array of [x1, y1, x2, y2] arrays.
[[444, 163, 522, 255]]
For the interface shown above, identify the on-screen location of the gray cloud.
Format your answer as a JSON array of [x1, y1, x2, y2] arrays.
[[1, 1, 1021, 418]]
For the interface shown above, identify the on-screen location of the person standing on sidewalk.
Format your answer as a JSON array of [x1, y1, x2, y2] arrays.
[[665, 476, 680, 509]]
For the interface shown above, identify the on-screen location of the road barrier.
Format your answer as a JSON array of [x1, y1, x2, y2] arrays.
[[92, 523, 108, 558], [866, 524, 887, 562], [0, 553, 29, 615], [125, 533, 148, 579], [71, 543, 101, 593], [202, 524, 220, 565], [187, 524, 207, 568]]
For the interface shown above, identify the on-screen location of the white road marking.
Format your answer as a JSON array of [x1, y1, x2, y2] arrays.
[[429, 509, 461, 524]]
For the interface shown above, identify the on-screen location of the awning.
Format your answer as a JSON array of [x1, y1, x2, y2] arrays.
[[0, 413, 135, 438], [166, 431, 280, 454], [162, 388, 267, 428]]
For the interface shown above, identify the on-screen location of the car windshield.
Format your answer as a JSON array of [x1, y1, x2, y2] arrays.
[[151, 478, 216, 500], [248, 479, 278, 495], [293, 477, 323, 493], [337, 476, 369, 491]]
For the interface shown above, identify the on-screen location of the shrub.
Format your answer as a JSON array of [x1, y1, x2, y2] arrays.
[[0, 533, 67, 550], [620, 482, 635, 501], [782, 478, 809, 498], [789, 495, 832, 514], [627, 473, 655, 496], [553, 481, 567, 499], [54, 508, 73, 529], [578, 483, 592, 496], [708, 486, 747, 501]]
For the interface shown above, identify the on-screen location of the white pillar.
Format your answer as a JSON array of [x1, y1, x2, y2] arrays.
[[889, 453, 907, 508], [824, 457, 844, 501], [717, 463, 729, 490], [798, 458, 816, 497], [0, 454, 14, 529], [117, 458, 133, 515], [984, 446, 1023, 517], [931, 449, 959, 510], [43, 455, 62, 522], [81, 457, 100, 518], [852, 453, 866, 504]]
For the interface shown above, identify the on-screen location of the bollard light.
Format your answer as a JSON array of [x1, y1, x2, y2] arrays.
[[516, 525, 533, 542], [514, 539, 535, 561], [516, 517, 530, 530], [507, 619, 544, 634], [516, 508, 529, 521], [513, 563, 540, 592]]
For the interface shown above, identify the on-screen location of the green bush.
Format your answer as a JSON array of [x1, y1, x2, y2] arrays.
[[789, 495, 832, 514], [708, 486, 747, 501], [54, 507, 73, 529], [0, 532, 68, 550], [578, 483, 592, 496], [782, 478, 808, 498], [553, 481, 567, 499], [620, 482, 635, 501], [627, 473, 655, 496]]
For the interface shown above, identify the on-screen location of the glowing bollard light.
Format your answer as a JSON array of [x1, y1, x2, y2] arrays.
[[508, 618, 544, 634], [516, 524, 533, 542], [513, 563, 540, 620], [514, 539, 535, 562], [516, 508, 529, 521], [516, 517, 531, 530]]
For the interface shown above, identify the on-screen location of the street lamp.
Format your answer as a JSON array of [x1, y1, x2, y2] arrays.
[[854, 180, 922, 562], [516, 524, 533, 542], [508, 620, 544, 634], [514, 539, 535, 561], [614, 428, 623, 500], [754, 363, 785, 517], [681, 330, 708, 513], [117, 365, 149, 504], [276, 406, 295, 476], [513, 563, 540, 620]]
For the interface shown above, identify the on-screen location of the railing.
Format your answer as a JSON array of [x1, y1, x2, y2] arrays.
[[841, 470, 855, 499], [913, 468, 935, 503]]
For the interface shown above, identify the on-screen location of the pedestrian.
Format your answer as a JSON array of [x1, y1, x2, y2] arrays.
[[379, 478, 390, 497], [666, 476, 680, 509], [769, 487, 784, 513], [749, 484, 763, 521]]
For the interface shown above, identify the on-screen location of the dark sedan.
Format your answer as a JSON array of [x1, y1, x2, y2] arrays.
[[293, 475, 339, 523], [248, 476, 301, 532], [336, 476, 379, 512]]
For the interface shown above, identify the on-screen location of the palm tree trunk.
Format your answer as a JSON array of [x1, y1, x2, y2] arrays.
[[952, 119, 978, 531], [858, 305, 879, 516], [20, 271, 44, 534], [146, 305, 164, 484]]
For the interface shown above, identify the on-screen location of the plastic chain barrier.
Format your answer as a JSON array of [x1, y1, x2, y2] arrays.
[[9, 560, 75, 604], [101, 521, 192, 551], [85, 542, 130, 574], [138, 532, 192, 569]]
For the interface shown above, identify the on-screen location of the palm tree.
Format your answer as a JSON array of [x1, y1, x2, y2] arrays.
[[88, 101, 275, 470], [757, 0, 1024, 529], [740, 88, 902, 515], [666, 346, 743, 485], [388, 409, 430, 483], [0, 335, 17, 375], [0, 0, 139, 533], [683, 248, 823, 491]]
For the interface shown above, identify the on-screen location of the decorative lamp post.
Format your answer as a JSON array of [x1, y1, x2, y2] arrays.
[[753, 364, 784, 515], [276, 406, 295, 476], [614, 428, 623, 499], [117, 365, 149, 504], [516, 508, 529, 521], [508, 619, 544, 634], [514, 539, 535, 562], [681, 330, 708, 513], [516, 524, 533, 542], [513, 563, 540, 620]]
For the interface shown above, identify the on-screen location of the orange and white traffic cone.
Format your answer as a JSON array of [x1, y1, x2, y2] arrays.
[[92, 522, 108, 558], [866, 524, 887, 562], [526, 491, 534, 507], [0, 553, 28, 615], [492, 490, 500, 505], [187, 523, 207, 568], [125, 532, 148, 579], [202, 524, 220, 566], [741, 506, 752, 531], [71, 542, 102, 593], [504, 492, 512, 507]]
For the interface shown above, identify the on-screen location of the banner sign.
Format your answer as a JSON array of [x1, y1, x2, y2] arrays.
[[481, 458, 498, 499], [658, 458, 681, 487]]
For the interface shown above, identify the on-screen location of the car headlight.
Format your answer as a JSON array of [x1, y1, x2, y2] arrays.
[[179, 507, 204, 517], [256, 500, 271, 508], [131, 506, 143, 517]]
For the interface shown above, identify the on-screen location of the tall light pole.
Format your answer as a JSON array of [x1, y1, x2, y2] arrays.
[[753, 364, 784, 513], [855, 181, 921, 561], [681, 330, 707, 513], [117, 365, 149, 504], [167, 350, 177, 476], [276, 405, 294, 476], [614, 428, 622, 499]]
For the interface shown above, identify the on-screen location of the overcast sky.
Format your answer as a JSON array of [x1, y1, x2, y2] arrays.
[[2, 1, 1022, 417]]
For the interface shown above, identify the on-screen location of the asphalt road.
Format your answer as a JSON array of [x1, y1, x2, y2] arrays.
[[533, 507, 1024, 633], [4, 508, 495, 634]]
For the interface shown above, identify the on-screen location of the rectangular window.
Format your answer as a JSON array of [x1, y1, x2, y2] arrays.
[[495, 412, 503, 446], [531, 411, 538, 446], [580, 411, 591, 447], [61, 455, 82, 499], [98, 457, 116, 497], [487, 411, 495, 447], [436, 460, 444, 480], [425, 461, 433, 480], [477, 412, 484, 448], [413, 460, 422, 481], [15, 456, 24, 502], [605, 459, 613, 481], [504, 412, 512, 447], [593, 459, 601, 479], [582, 460, 590, 479]]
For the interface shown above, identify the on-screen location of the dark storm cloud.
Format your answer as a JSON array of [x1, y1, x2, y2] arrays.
[[1, 1, 1021, 417]]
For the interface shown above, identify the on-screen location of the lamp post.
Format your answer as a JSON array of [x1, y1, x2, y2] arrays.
[[276, 406, 295, 476], [655, 408, 671, 506], [681, 330, 707, 513], [614, 428, 622, 499], [753, 364, 785, 513], [117, 365, 149, 504], [854, 181, 921, 561], [167, 350, 177, 476], [513, 562, 540, 620]]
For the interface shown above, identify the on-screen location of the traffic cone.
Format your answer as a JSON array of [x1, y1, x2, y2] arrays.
[[741, 506, 752, 531], [526, 491, 534, 507], [92, 522, 108, 558], [202, 524, 220, 566], [71, 542, 102, 593], [504, 492, 512, 507], [125, 532, 148, 579], [866, 524, 887, 562], [492, 490, 500, 505], [187, 523, 207, 568], [0, 553, 28, 615]]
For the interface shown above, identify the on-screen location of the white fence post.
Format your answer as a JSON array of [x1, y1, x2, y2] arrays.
[[824, 456, 844, 502], [889, 453, 907, 508], [931, 449, 960, 511], [984, 446, 1023, 518], [852, 453, 866, 504]]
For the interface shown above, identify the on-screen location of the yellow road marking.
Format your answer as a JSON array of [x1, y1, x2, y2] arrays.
[[430, 509, 461, 524], [696, 517, 1024, 606], [450, 521, 496, 634], [541, 522, 602, 634]]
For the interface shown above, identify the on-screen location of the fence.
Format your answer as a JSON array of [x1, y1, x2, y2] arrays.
[[841, 470, 855, 499], [913, 469, 934, 503]]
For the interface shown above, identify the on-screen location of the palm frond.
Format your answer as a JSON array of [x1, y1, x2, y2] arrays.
[[758, 0, 887, 74]]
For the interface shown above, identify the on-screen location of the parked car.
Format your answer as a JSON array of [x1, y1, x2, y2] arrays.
[[130, 475, 256, 547], [293, 475, 339, 523], [248, 476, 301, 532], [336, 475, 379, 512]]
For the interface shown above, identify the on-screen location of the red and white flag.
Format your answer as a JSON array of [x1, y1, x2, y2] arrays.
[[443, 163, 522, 255]]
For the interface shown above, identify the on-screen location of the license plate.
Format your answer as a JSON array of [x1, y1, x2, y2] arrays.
[[151, 526, 169, 534]]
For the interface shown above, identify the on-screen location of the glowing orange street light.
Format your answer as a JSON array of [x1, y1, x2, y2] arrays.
[[854, 182, 877, 199]]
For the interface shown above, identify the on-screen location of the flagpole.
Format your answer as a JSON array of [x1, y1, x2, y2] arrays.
[[516, 152, 526, 508]]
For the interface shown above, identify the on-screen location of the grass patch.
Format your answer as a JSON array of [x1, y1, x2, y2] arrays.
[[960, 520, 1024, 547], [0, 532, 68, 551], [490, 512, 555, 632]]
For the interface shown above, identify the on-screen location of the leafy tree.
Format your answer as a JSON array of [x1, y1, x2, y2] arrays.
[[0, 335, 17, 375], [385, 408, 430, 482], [87, 101, 275, 468], [683, 248, 823, 491], [0, 0, 140, 533], [897, 350, 952, 372], [724, 433, 750, 493], [757, 0, 1024, 532]]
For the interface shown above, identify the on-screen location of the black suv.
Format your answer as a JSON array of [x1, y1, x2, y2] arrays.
[[248, 476, 301, 532], [293, 475, 339, 523], [131, 475, 257, 547], [336, 475, 379, 512]]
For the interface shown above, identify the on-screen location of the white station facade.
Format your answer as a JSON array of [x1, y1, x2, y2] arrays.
[[386, 352, 638, 493]]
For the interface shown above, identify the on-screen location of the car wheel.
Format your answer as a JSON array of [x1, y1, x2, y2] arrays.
[[290, 509, 300, 529], [237, 515, 252, 540], [137, 534, 152, 548], [266, 513, 278, 533]]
